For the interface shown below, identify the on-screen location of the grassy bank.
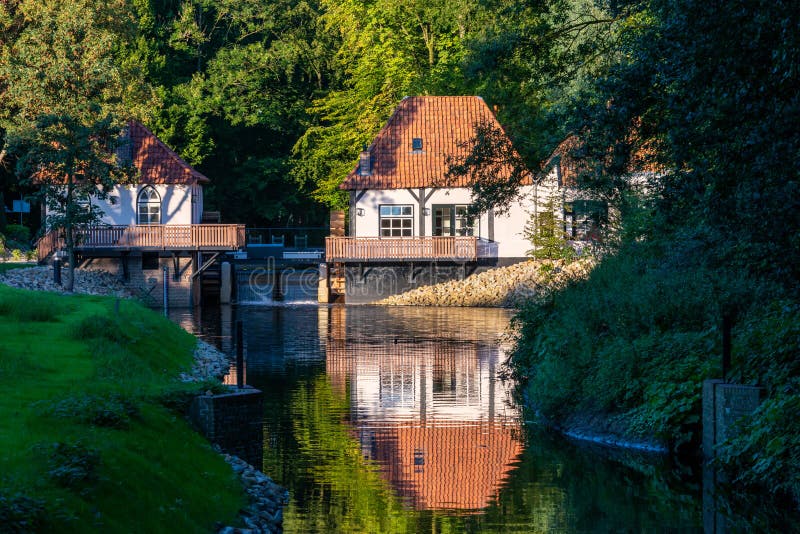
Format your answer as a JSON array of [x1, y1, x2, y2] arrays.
[[0, 285, 245, 531], [0, 262, 31, 274], [510, 238, 800, 504]]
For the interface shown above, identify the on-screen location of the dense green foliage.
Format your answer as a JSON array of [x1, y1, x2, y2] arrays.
[[0, 0, 797, 510], [0, 284, 245, 531], [504, 0, 800, 505], [2, 0, 616, 223]]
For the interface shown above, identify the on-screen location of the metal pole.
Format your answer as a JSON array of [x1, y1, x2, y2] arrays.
[[163, 265, 169, 312], [236, 319, 244, 389], [53, 259, 61, 286]]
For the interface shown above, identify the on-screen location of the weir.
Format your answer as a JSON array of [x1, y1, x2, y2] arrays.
[[235, 263, 321, 305]]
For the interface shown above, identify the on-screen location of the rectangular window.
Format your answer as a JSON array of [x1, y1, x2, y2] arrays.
[[454, 205, 476, 236], [141, 252, 160, 271], [379, 205, 413, 237], [564, 200, 608, 240], [433, 205, 478, 236], [138, 205, 160, 225]]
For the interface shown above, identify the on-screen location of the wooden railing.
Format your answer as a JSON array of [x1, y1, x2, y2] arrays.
[[36, 224, 245, 260], [326, 236, 480, 262], [36, 229, 61, 263]]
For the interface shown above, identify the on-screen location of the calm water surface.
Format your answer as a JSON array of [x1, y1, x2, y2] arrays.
[[172, 305, 704, 533]]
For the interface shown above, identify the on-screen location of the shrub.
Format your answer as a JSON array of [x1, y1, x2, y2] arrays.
[[46, 442, 101, 491], [0, 492, 46, 533], [44, 394, 140, 428], [14, 300, 62, 322], [3, 224, 31, 245], [512, 236, 782, 451], [71, 314, 128, 343]]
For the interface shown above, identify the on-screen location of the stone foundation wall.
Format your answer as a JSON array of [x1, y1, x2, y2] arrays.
[[375, 258, 596, 307], [343, 259, 528, 304], [81, 255, 194, 307]]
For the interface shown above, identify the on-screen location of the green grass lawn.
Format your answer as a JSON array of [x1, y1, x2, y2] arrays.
[[0, 285, 245, 532], [0, 262, 32, 273]]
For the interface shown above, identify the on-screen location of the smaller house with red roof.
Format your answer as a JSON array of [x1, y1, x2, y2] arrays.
[[37, 120, 245, 305], [94, 120, 210, 227], [324, 96, 603, 303]]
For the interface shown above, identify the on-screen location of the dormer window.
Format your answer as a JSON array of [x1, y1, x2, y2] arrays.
[[412, 138, 423, 151]]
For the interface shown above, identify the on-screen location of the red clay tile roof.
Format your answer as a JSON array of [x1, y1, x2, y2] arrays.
[[129, 120, 210, 184], [340, 96, 521, 190]]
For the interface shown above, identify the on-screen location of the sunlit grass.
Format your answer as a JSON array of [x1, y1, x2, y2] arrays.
[[0, 285, 245, 531]]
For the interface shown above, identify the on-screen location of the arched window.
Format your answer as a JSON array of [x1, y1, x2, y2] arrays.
[[137, 186, 161, 225]]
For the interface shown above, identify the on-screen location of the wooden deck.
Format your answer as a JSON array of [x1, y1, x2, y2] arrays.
[[326, 236, 481, 262], [37, 224, 246, 261]]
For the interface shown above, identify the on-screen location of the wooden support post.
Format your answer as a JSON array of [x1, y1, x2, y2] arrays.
[[318, 263, 330, 303], [192, 252, 202, 307], [220, 261, 232, 304]]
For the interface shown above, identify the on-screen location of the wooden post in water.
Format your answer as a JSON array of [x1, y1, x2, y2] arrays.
[[236, 319, 244, 389]]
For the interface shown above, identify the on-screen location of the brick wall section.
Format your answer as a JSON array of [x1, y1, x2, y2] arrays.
[[189, 386, 264, 467], [82, 255, 194, 307]]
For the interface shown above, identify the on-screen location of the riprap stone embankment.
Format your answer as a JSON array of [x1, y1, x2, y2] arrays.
[[376, 259, 595, 308]]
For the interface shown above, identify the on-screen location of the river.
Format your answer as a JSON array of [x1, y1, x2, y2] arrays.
[[172, 305, 708, 533]]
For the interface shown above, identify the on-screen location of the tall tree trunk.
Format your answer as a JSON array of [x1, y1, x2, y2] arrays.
[[65, 176, 75, 292], [0, 191, 7, 232]]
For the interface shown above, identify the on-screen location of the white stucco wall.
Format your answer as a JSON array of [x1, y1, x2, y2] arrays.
[[351, 169, 565, 259], [91, 184, 202, 226]]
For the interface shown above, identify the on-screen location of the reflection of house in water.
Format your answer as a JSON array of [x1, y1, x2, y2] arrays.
[[322, 306, 523, 511]]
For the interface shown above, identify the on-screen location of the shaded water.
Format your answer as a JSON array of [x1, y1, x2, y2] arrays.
[[172, 305, 706, 533]]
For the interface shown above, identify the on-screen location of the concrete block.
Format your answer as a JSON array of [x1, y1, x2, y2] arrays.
[[703, 380, 763, 459], [189, 386, 264, 467]]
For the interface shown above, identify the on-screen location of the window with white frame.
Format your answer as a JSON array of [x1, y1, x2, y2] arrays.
[[137, 186, 161, 225], [379, 205, 413, 237]]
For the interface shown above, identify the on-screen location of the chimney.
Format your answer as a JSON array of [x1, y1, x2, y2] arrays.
[[115, 123, 132, 166], [359, 145, 371, 176]]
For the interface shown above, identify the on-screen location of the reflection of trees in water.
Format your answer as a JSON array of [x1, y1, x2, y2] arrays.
[[174, 305, 710, 532], [281, 375, 707, 533]]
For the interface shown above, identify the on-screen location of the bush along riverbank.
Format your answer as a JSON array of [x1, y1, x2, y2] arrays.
[[376, 258, 595, 307], [509, 236, 800, 508], [0, 283, 283, 532]]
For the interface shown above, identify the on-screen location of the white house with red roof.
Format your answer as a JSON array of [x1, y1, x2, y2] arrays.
[[36, 121, 244, 306], [88, 120, 209, 227], [327, 96, 575, 264], [322, 96, 607, 302]]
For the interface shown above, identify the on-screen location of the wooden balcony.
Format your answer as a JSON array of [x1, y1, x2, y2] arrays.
[[326, 236, 483, 262], [37, 224, 246, 261]]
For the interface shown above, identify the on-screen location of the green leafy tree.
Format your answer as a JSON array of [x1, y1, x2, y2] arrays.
[[9, 115, 134, 290], [524, 192, 575, 260], [0, 0, 140, 290], [127, 0, 333, 225], [447, 0, 626, 212], [291, 0, 486, 209]]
